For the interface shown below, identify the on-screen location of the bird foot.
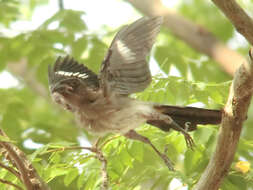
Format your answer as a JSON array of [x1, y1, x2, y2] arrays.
[[183, 132, 195, 150]]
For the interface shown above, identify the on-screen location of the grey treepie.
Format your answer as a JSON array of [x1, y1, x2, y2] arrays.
[[48, 16, 221, 170]]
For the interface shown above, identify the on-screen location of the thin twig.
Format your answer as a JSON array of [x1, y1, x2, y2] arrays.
[[0, 178, 23, 190], [44, 145, 109, 190], [44, 146, 95, 154], [0, 162, 21, 179], [99, 135, 121, 149]]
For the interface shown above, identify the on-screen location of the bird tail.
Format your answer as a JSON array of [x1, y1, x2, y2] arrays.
[[147, 105, 222, 132]]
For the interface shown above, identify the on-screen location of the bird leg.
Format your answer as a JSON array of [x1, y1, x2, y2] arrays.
[[124, 130, 174, 171], [167, 120, 195, 149], [149, 113, 195, 149]]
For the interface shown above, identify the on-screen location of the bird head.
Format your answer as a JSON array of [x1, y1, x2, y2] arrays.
[[48, 56, 99, 111]]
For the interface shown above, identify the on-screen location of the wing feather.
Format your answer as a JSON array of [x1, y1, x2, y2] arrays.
[[48, 56, 99, 92], [100, 16, 163, 95]]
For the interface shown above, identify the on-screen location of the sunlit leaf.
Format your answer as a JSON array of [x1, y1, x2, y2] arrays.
[[64, 168, 79, 186]]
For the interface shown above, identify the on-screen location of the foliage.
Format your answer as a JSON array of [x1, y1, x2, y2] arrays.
[[0, 0, 253, 190]]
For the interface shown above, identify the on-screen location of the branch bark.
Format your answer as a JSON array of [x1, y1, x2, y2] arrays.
[[125, 0, 245, 76], [193, 49, 253, 189], [212, 0, 253, 46], [0, 130, 50, 190]]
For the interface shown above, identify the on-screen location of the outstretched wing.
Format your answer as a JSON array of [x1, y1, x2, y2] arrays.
[[100, 16, 163, 96], [48, 56, 99, 92]]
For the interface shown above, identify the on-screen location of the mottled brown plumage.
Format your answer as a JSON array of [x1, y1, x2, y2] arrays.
[[48, 17, 221, 170]]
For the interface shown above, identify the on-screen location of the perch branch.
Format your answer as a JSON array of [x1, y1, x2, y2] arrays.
[[212, 0, 253, 46], [125, 0, 245, 75], [193, 49, 253, 190], [0, 129, 50, 190]]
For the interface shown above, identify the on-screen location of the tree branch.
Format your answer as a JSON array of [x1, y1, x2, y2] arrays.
[[125, 0, 245, 75], [212, 0, 253, 46], [193, 49, 253, 189], [0, 130, 50, 190]]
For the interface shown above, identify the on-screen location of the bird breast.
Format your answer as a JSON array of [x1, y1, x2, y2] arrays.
[[75, 98, 153, 135]]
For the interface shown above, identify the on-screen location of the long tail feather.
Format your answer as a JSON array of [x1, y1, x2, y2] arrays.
[[147, 105, 222, 132]]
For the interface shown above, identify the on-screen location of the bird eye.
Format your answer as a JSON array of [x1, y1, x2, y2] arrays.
[[69, 80, 79, 87]]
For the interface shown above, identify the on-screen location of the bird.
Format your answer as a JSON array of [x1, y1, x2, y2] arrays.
[[48, 16, 222, 170]]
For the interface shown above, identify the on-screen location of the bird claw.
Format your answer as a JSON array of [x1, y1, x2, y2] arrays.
[[184, 133, 195, 150]]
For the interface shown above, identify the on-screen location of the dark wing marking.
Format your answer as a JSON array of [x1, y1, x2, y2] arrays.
[[48, 56, 99, 91], [99, 16, 163, 96]]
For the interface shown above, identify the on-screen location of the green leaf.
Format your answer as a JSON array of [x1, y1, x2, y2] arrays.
[[222, 175, 246, 190], [184, 148, 202, 175], [46, 167, 69, 182], [1, 102, 28, 140], [64, 167, 79, 186], [41, 10, 86, 32], [85, 37, 107, 73], [154, 45, 172, 74], [0, 1, 20, 26], [84, 172, 97, 190], [77, 172, 86, 189], [48, 141, 77, 149], [154, 42, 187, 77], [127, 141, 144, 162], [137, 76, 230, 106], [0, 60, 6, 71], [0, 135, 16, 143], [49, 152, 61, 164], [180, 0, 234, 41], [29, 144, 49, 161], [119, 146, 133, 167], [108, 156, 124, 175], [71, 36, 88, 58]]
